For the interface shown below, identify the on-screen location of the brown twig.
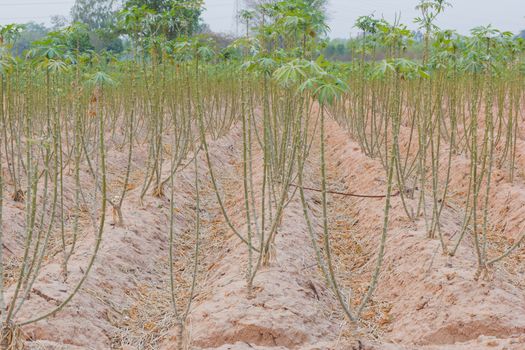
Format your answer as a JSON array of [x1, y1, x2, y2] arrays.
[[31, 288, 61, 305], [2, 243, 14, 255]]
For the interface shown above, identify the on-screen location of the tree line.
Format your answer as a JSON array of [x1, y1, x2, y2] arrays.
[[3, 0, 205, 56]]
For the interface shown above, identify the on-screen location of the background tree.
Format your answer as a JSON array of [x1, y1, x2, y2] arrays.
[[71, 0, 120, 30], [71, 0, 124, 53], [11, 22, 49, 56], [122, 0, 204, 38], [245, 0, 326, 11], [50, 15, 69, 30], [243, 0, 327, 32]]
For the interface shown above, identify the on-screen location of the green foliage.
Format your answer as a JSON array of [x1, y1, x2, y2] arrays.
[[414, 0, 452, 32], [71, 0, 124, 53], [355, 15, 380, 35], [71, 0, 119, 30], [0, 24, 25, 46], [234, 0, 330, 61], [9, 23, 49, 56], [86, 70, 116, 86], [120, 0, 204, 39], [323, 39, 349, 61], [372, 58, 429, 79], [27, 23, 94, 63]]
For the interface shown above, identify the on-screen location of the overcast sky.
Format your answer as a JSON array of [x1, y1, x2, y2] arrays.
[[0, 0, 523, 38]]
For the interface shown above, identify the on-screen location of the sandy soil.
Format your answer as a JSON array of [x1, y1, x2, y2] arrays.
[[323, 118, 525, 350], [1, 110, 524, 349]]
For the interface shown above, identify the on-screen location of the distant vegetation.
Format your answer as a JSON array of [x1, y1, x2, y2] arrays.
[[5, 0, 206, 56], [2, 0, 524, 62]]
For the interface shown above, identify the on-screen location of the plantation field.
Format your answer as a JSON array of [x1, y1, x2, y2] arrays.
[[1, 0, 525, 349], [1, 67, 524, 349]]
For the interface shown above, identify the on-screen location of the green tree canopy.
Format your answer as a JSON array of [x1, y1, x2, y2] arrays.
[[121, 0, 204, 38], [71, 0, 120, 30], [12, 22, 49, 56], [71, 0, 124, 53]]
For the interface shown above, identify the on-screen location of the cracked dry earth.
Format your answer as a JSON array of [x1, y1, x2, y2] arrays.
[[2, 112, 525, 350]]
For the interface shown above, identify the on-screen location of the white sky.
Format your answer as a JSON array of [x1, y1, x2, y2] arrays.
[[0, 0, 523, 38], [203, 0, 525, 37]]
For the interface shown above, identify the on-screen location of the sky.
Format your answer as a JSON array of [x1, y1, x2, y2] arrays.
[[0, 0, 523, 38]]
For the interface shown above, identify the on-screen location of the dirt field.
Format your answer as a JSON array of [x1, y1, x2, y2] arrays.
[[2, 112, 525, 350]]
